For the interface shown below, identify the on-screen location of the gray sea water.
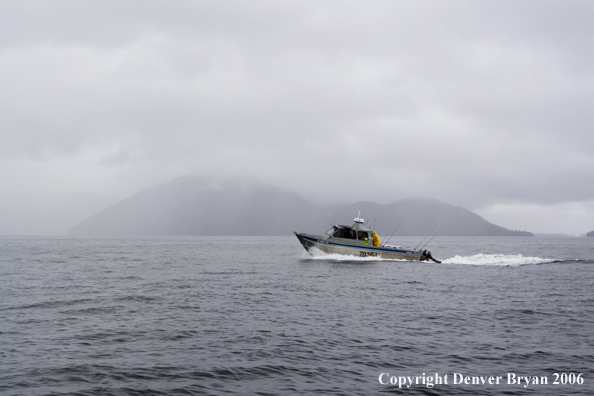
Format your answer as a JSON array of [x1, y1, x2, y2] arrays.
[[1, 236, 593, 395]]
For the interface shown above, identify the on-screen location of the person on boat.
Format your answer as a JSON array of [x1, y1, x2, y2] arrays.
[[372, 231, 381, 246]]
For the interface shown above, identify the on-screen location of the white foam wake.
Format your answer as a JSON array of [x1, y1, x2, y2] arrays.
[[442, 254, 555, 266], [302, 248, 405, 262]]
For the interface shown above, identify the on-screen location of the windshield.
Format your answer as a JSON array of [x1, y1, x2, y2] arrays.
[[333, 228, 356, 239], [326, 226, 338, 236]]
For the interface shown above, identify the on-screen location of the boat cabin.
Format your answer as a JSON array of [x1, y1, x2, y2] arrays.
[[324, 224, 379, 247]]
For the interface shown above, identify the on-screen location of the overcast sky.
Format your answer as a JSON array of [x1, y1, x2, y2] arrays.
[[1, 0, 592, 235]]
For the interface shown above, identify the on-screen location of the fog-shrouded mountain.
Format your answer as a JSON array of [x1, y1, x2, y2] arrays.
[[68, 177, 533, 237]]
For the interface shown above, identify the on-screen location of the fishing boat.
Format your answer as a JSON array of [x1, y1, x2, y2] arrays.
[[294, 213, 441, 262]]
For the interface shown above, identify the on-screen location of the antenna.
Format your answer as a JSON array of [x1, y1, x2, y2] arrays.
[[353, 210, 364, 225]]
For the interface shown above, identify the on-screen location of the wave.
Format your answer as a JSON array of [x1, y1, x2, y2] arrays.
[[442, 254, 555, 266]]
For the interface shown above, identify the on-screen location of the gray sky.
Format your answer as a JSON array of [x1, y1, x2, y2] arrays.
[[1, 0, 593, 235]]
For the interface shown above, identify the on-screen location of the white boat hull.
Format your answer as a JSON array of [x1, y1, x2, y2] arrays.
[[294, 231, 439, 262]]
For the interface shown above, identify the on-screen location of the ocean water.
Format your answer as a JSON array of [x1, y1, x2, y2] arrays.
[[1, 236, 592, 395]]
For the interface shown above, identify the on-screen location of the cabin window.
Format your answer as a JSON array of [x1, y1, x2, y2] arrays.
[[357, 231, 369, 241], [326, 226, 338, 236], [333, 228, 356, 239], [333, 229, 347, 238]]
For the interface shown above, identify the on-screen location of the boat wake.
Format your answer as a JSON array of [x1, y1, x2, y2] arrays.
[[442, 254, 555, 266], [302, 249, 405, 262], [302, 250, 559, 266]]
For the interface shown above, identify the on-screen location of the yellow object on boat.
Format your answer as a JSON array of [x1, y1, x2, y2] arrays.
[[373, 232, 381, 246]]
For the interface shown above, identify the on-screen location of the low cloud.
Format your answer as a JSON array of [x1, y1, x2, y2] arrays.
[[0, 1, 592, 235]]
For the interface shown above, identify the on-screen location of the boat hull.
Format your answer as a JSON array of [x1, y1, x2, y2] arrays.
[[295, 231, 426, 261]]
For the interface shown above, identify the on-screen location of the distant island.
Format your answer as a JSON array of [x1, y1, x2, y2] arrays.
[[534, 233, 576, 238], [68, 177, 533, 237], [587, 230, 594, 237]]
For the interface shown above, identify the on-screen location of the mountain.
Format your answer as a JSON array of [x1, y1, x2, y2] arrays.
[[68, 177, 533, 236], [327, 199, 532, 237], [535, 233, 576, 238]]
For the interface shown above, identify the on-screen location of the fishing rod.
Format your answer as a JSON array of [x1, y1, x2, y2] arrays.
[[384, 225, 396, 237], [415, 224, 439, 250], [382, 226, 397, 245], [421, 222, 449, 250], [384, 219, 404, 246]]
